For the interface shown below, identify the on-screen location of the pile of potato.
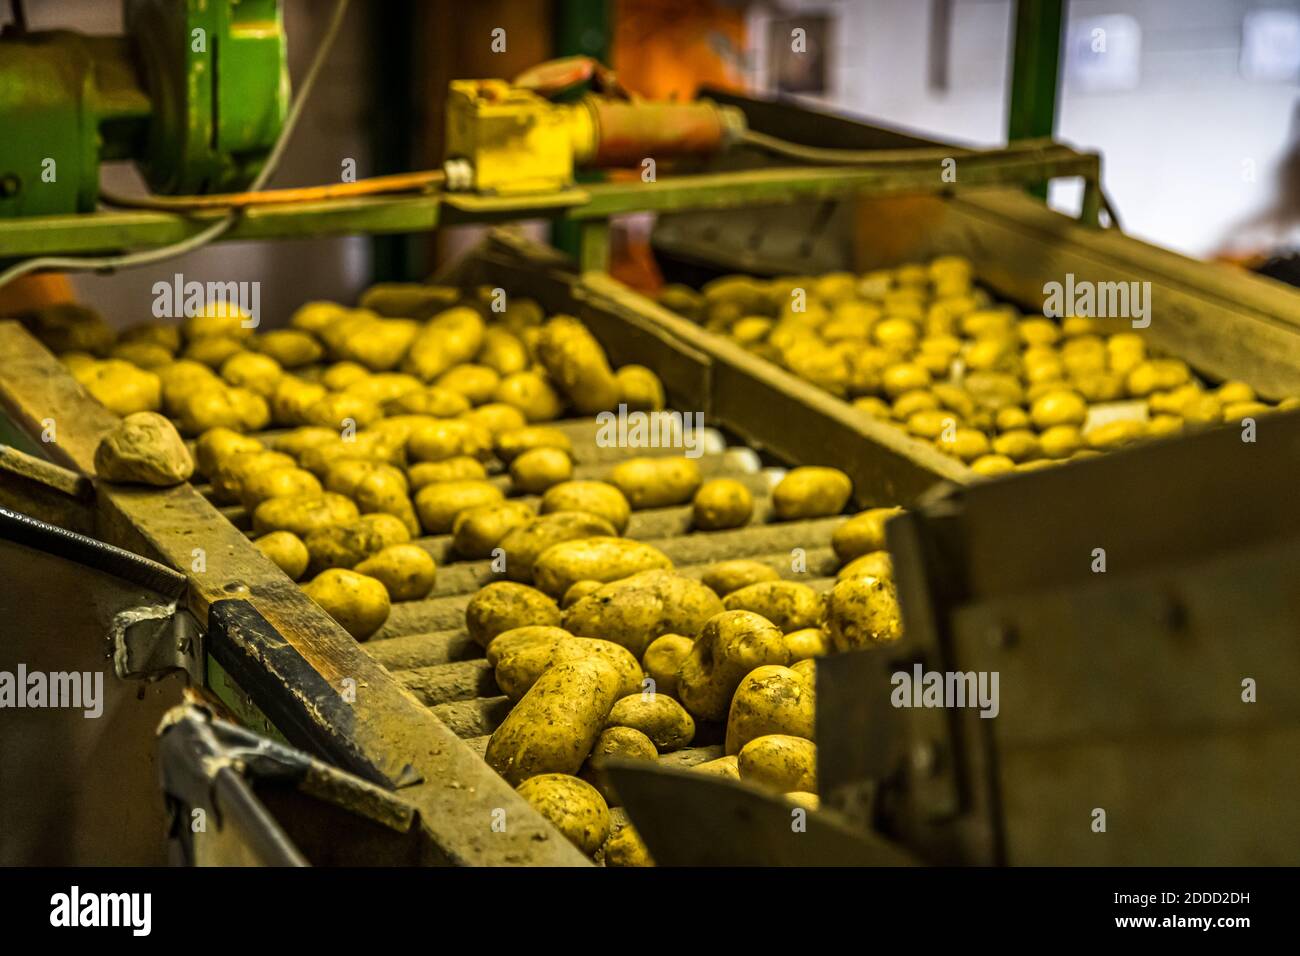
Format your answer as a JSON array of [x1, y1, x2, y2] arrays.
[[463, 468, 904, 865], [658, 258, 1300, 476], [36, 285, 907, 865]]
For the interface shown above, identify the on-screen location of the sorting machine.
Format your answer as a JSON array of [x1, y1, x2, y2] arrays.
[[1, 3, 1298, 866]]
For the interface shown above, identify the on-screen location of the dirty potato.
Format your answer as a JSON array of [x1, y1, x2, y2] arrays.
[[582, 727, 658, 806], [722, 580, 824, 632], [831, 507, 903, 563], [515, 773, 611, 856], [497, 511, 617, 583], [304, 515, 408, 575], [302, 568, 391, 641], [251, 492, 359, 537], [451, 500, 536, 559], [533, 315, 620, 414], [700, 559, 780, 597], [641, 634, 694, 698], [823, 576, 903, 650], [495, 636, 642, 702], [726, 665, 815, 755], [510, 447, 573, 494], [484, 625, 572, 668], [485, 658, 624, 785], [413, 479, 504, 534], [562, 570, 723, 657], [675, 610, 789, 721], [465, 581, 561, 648], [737, 734, 817, 792], [606, 693, 696, 751], [353, 544, 436, 601], [532, 537, 673, 599], [783, 627, 828, 662], [94, 412, 194, 486]]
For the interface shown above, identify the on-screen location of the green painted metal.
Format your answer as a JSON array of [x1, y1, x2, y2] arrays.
[[366, 0, 421, 283], [0, 145, 1100, 259], [206, 655, 291, 746], [1007, 0, 1065, 199], [552, 0, 612, 259]]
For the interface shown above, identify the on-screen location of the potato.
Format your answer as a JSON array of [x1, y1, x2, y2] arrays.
[[824, 576, 902, 651], [1030, 389, 1087, 429], [837, 550, 893, 584], [495, 425, 572, 464], [494, 371, 565, 422], [461, 402, 527, 437], [408, 456, 488, 489], [269, 377, 328, 426], [615, 364, 666, 412], [540, 480, 630, 534], [495, 636, 642, 702], [76, 360, 162, 416], [692, 478, 753, 530], [485, 658, 624, 785], [302, 568, 391, 641], [693, 754, 741, 779], [407, 418, 493, 463], [510, 447, 573, 494], [738, 734, 816, 792], [478, 327, 530, 376], [560, 579, 603, 609], [220, 352, 282, 399], [353, 544, 436, 601], [784, 627, 828, 661], [182, 337, 244, 369], [404, 306, 485, 381], [722, 581, 824, 632], [342, 372, 424, 407], [326, 314, 418, 371], [726, 665, 815, 754], [94, 411, 194, 486], [700, 559, 780, 596], [251, 492, 359, 537], [515, 773, 611, 856], [304, 515, 408, 574], [497, 511, 618, 583], [676, 610, 789, 721], [452, 500, 536, 559], [582, 726, 658, 806], [177, 386, 267, 435], [194, 427, 263, 478], [357, 282, 460, 319], [465, 581, 561, 648], [211, 450, 296, 503], [413, 480, 504, 534], [641, 634, 694, 698], [790, 657, 816, 687], [303, 392, 383, 430], [607, 457, 702, 510], [351, 469, 420, 537], [484, 625, 571, 668], [252, 328, 323, 368], [434, 364, 500, 405], [384, 386, 471, 418], [606, 693, 695, 751], [110, 341, 171, 369], [772, 466, 852, 520], [239, 466, 322, 512], [533, 537, 673, 599], [562, 570, 723, 657], [533, 315, 620, 414], [254, 531, 309, 580], [832, 507, 902, 563]]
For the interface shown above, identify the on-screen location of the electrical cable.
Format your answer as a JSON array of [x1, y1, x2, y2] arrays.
[[0, 0, 352, 290], [99, 168, 445, 212]]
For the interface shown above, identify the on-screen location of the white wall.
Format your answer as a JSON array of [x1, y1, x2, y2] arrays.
[[747, 0, 1300, 258]]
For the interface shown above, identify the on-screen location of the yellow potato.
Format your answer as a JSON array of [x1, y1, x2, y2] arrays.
[[533, 315, 620, 414], [836, 549, 893, 582], [485, 658, 624, 785], [532, 537, 673, 599], [194, 427, 263, 478], [641, 634, 694, 698], [435, 364, 500, 405], [252, 329, 324, 368], [607, 457, 703, 510], [495, 636, 642, 702], [675, 610, 789, 721], [477, 327, 530, 376], [722, 581, 823, 632], [413, 480, 504, 534], [561, 569, 723, 657], [831, 506, 902, 563], [497, 511, 618, 583], [737, 734, 817, 792], [495, 425, 573, 464], [465, 581, 561, 648], [404, 306, 485, 382], [581, 726, 658, 806], [700, 559, 780, 597], [251, 492, 359, 537], [540, 479, 631, 534], [772, 466, 852, 520], [615, 364, 666, 412], [220, 352, 282, 399], [510, 447, 573, 494], [302, 568, 391, 640], [726, 665, 815, 754], [494, 371, 565, 422], [353, 544, 436, 601], [823, 577, 902, 651], [407, 456, 488, 489], [239, 466, 322, 513], [76, 360, 162, 416], [606, 693, 695, 751], [484, 625, 572, 668], [93, 412, 194, 486], [452, 500, 536, 559], [783, 627, 828, 662], [255, 531, 310, 580], [304, 515, 409, 574], [692, 478, 753, 530], [514, 773, 611, 856]]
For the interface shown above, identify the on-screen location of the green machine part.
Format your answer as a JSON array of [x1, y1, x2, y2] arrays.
[[0, 0, 288, 218]]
